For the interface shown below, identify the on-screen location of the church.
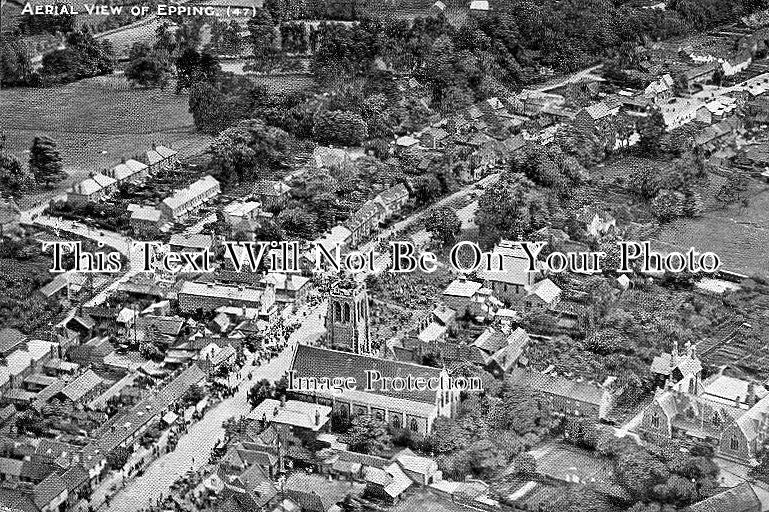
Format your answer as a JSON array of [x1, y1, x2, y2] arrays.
[[287, 280, 458, 436]]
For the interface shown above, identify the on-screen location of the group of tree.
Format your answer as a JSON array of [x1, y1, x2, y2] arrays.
[[208, 118, 290, 186], [0, 40, 37, 87], [210, 19, 245, 56], [40, 29, 114, 84], [476, 171, 550, 247], [189, 72, 269, 134], [125, 43, 172, 89]]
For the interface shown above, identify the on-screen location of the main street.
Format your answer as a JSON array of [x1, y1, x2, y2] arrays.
[[103, 300, 328, 512]]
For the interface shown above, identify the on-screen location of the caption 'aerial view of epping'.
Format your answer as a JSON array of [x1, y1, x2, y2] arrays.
[[4, 0, 769, 511]]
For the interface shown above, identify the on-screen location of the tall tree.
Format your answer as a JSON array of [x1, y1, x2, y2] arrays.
[[29, 136, 64, 188], [0, 135, 31, 198]]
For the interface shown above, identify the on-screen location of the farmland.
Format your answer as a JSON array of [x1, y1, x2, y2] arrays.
[[0, 74, 213, 206]]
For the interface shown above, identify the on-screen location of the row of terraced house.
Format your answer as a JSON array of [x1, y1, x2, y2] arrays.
[[66, 144, 178, 205]]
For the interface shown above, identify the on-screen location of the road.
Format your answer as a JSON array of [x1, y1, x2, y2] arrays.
[[103, 300, 328, 512], [533, 64, 604, 93], [359, 172, 500, 275]]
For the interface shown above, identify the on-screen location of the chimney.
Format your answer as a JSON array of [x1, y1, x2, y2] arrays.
[[315, 409, 321, 426], [735, 395, 741, 408], [273, 406, 279, 416], [280, 395, 286, 407], [748, 383, 757, 406]]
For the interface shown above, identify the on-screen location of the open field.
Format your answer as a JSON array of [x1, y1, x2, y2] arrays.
[[656, 184, 769, 277], [1, 74, 213, 206]]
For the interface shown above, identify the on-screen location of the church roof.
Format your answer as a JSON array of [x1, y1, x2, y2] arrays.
[[290, 345, 441, 404]]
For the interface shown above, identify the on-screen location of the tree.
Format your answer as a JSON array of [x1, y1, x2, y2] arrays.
[[343, 414, 393, 456], [652, 190, 685, 222], [106, 446, 131, 470], [176, 48, 201, 93], [208, 119, 289, 184], [682, 191, 704, 217], [125, 43, 170, 88], [312, 110, 368, 146], [264, 0, 284, 24], [248, 8, 281, 71], [0, 40, 36, 86], [628, 163, 663, 199], [638, 108, 666, 156], [426, 205, 461, 246], [248, 378, 274, 407], [29, 136, 64, 187], [425, 417, 471, 453], [476, 173, 548, 246], [0, 135, 31, 198], [277, 207, 318, 239], [512, 452, 536, 476]]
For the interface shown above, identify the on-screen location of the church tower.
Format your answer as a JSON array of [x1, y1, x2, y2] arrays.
[[326, 279, 371, 354]]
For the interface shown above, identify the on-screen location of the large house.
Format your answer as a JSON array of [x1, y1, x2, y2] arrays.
[[160, 175, 221, 221], [508, 367, 616, 421], [253, 180, 292, 209], [288, 345, 458, 436], [374, 183, 409, 221]]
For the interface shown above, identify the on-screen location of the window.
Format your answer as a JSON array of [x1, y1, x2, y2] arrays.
[[375, 411, 383, 421], [334, 302, 341, 321], [730, 436, 739, 450], [651, 413, 660, 429], [392, 415, 401, 429], [343, 303, 351, 323], [410, 419, 419, 432]]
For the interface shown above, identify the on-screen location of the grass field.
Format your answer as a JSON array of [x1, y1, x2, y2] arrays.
[[656, 184, 769, 277], [1, 74, 213, 206]]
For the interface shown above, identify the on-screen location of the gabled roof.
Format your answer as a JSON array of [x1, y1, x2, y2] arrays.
[[254, 180, 291, 197], [163, 175, 220, 211], [583, 102, 613, 120], [169, 233, 213, 250], [33, 473, 67, 508], [443, 279, 482, 298], [136, 315, 185, 337], [527, 278, 562, 303], [687, 483, 760, 512], [0, 327, 25, 354], [130, 206, 162, 223], [377, 183, 409, 204], [508, 368, 608, 406], [154, 145, 178, 159], [59, 370, 102, 402], [91, 173, 117, 188]]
